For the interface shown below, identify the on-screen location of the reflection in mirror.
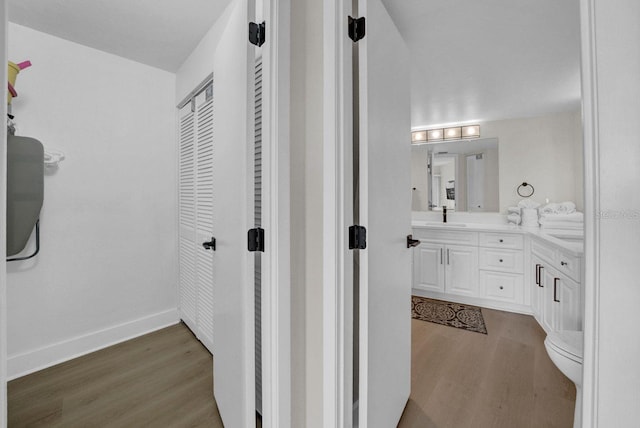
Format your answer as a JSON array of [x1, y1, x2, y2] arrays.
[[418, 138, 499, 212]]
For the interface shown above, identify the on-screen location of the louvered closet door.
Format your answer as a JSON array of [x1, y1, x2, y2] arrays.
[[254, 57, 263, 415], [195, 92, 215, 351], [179, 108, 198, 332], [178, 85, 215, 354]]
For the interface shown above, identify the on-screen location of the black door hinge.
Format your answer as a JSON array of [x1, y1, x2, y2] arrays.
[[248, 228, 265, 252], [249, 21, 266, 47], [348, 16, 366, 42], [349, 225, 367, 250]]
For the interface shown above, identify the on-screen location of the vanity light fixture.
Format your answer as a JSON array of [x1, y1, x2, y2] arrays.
[[412, 123, 481, 144], [427, 129, 444, 141], [462, 124, 480, 138], [444, 126, 462, 140], [411, 130, 427, 144]]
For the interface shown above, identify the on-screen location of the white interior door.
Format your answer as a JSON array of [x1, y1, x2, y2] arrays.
[[211, 0, 255, 425], [358, 0, 412, 426], [466, 153, 485, 211]]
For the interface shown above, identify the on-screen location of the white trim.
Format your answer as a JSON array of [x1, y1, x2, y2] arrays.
[[260, 0, 292, 426], [7, 309, 180, 381], [323, 0, 353, 426], [1, 0, 8, 425], [579, 0, 600, 426]]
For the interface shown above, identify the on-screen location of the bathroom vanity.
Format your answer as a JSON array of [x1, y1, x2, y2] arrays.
[[411, 222, 584, 335]]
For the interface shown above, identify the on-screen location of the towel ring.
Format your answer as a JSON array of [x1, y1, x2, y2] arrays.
[[517, 182, 535, 198]]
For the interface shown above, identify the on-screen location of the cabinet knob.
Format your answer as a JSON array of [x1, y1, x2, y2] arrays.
[[499, 259, 503, 263], [499, 286, 504, 290], [499, 239, 504, 243]]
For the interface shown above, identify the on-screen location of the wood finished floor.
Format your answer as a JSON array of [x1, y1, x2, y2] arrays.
[[398, 308, 576, 428], [8, 323, 224, 427], [9, 310, 575, 428]]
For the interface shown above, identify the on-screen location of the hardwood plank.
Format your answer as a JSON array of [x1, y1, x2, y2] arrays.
[[399, 308, 576, 428], [8, 322, 224, 428]]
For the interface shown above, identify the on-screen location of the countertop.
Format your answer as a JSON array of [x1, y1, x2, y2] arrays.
[[412, 221, 584, 256]]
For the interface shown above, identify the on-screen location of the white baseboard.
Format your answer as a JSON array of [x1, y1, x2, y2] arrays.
[[7, 308, 180, 380]]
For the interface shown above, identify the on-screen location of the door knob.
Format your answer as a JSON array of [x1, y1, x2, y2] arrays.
[[406, 235, 421, 248], [202, 237, 216, 251]]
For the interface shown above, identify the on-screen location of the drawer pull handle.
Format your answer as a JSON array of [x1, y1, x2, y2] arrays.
[[499, 239, 504, 243], [553, 278, 560, 302], [561, 261, 568, 266]]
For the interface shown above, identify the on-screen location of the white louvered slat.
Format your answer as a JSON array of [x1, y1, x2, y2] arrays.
[[179, 110, 198, 329], [254, 58, 263, 414], [195, 94, 215, 351]]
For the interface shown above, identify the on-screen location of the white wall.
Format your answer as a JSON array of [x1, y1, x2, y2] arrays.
[[585, 1, 640, 426], [1, 0, 8, 423], [291, 0, 324, 428], [483, 110, 583, 212], [411, 110, 583, 214], [290, 0, 323, 425], [6, 23, 178, 378], [175, 1, 234, 104]]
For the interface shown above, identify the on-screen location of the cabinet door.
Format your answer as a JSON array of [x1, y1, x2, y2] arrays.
[[413, 243, 444, 293], [531, 255, 545, 322], [445, 245, 479, 297], [542, 267, 558, 332], [556, 275, 581, 331]]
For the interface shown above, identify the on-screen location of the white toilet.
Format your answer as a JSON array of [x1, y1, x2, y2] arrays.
[[544, 330, 583, 428]]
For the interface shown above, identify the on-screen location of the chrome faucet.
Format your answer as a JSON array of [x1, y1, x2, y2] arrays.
[[442, 206, 447, 223]]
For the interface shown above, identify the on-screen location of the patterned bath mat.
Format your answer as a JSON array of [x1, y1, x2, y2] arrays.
[[411, 296, 488, 334]]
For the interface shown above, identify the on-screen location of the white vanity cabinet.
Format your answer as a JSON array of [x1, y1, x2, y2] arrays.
[[412, 227, 526, 312], [530, 236, 583, 334], [413, 242, 445, 292], [445, 245, 479, 297], [412, 229, 478, 297], [478, 232, 525, 305]]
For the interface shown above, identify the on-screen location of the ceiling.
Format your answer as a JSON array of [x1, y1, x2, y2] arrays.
[[8, 0, 233, 72], [8, 0, 581, 122], [382, 0, 582, 128]]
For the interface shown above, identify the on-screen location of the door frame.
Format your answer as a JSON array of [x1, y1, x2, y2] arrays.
[[1, 1, 8, 425], [259, 0, 292, 426], [322, 0, 354, 426], [322, 0, 602, 426]]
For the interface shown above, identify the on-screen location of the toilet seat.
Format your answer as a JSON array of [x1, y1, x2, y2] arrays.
[[546, 330, 583, 363]]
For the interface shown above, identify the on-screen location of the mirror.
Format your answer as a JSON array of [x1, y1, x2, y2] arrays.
[[412, 138, 499, 212]]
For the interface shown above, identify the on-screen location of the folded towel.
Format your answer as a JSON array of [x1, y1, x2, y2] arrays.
[[508, 207, 521, 215], [539, 212, 584, 223], [540, 221, 584, 230], [521, 208, 540, 227], [558, 202, 576, 214], [540, 201, 577, 215], [507, 213, 521, 225], [518, 199, 541, 209]]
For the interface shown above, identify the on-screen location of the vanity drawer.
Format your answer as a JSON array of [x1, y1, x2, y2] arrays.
[[479, 271, 524, 304], [412, 228, 478, 246], [479, 232, 524, 250], [479, 248, 524, 273], [531, 237, 557, 263], [557, 251, 582, 282]]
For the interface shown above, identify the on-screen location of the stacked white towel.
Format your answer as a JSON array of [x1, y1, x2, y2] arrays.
[[539, 211, 584, 230], [539, 201, 576, 215], [507, 207, 521, 225], [521, 208, 540, 227]]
